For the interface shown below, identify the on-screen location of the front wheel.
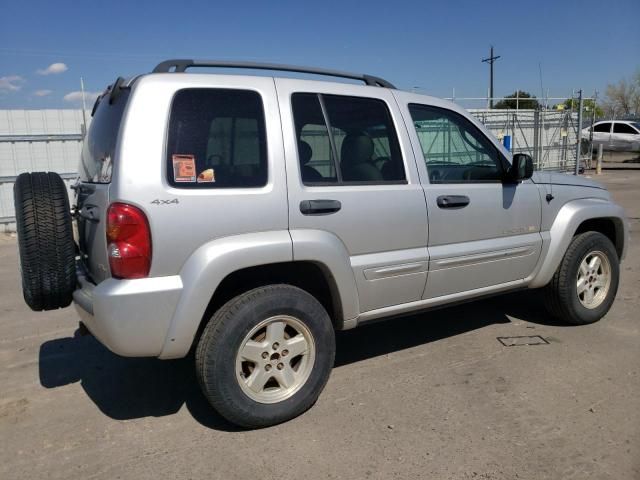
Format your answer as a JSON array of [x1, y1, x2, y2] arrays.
[[544, 232, 620, 325], [195, 285, 335, 428]]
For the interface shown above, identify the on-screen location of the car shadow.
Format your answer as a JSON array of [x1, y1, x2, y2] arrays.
[[38, 331, 241, 431], [335, 289, 565, 366], [38, 290, 561, 430]]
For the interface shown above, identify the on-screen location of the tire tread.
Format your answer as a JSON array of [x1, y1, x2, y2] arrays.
[[13, 172, 76, 311], [543, 231, 619, 325], [195, 284, 334, 428]]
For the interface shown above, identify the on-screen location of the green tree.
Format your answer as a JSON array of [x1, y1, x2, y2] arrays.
[[560, 98, 604, 118], [494, 90, 540, 110]]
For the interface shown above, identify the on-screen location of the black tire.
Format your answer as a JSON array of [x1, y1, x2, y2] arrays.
[[13, 172, 76, 311], [544, 232, 619, 325], [195, 284, 335, 428]]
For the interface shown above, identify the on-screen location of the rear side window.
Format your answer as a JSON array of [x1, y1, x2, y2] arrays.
[[613, 123, 638, 134], [80, 89, 130, 183], [167, 89, 267, 188], [292, 94, 336, 182], [292, 93, 406, 184], [593, 123, 611, 133]]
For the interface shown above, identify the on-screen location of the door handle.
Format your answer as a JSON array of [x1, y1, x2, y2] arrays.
[[300, 199, 342, 215], [436, 195, 470, 209]]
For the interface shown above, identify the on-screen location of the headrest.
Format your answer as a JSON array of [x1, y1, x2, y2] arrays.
[[298, 140, 313, 165], [340, 135, 374, 167]]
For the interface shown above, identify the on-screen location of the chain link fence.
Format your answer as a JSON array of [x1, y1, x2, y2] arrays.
[[447, 93, 596, 173], [469, 108, 580, 172]]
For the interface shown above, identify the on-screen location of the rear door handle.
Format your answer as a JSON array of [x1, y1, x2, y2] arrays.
[[436, 195, 470, 209], [300, 199, 342, 215]]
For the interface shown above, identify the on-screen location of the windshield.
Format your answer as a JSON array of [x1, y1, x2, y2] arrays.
[[632, 122, 640, 132]]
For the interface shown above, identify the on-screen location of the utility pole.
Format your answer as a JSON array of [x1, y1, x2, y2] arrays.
[[482, 46, 500, 108]]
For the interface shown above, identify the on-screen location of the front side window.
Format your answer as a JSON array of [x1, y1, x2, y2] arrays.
[[167, 89, 267, 188], [292, 93, 406, 184], [409, 104, 504, 183], [593, 123, 611, 133], [613, 123, 638, 134]]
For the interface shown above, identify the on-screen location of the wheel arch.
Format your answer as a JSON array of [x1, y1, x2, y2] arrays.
[[528, 198, 629, 288], [194, 261, 345, 348], [158, 230, 358, 359], [574, 216, 625, 260]]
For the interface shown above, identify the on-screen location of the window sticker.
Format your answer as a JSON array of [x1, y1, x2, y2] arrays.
[[197, 168, 215, 183], [172, 154, 196, 182]]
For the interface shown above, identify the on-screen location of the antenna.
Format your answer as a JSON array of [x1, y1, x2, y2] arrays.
[[80, 77, 88, 138], [481, 46, 500, 108], [538, 63, 544, 104]]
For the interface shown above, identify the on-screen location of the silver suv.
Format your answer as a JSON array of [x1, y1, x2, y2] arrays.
[[13, 60, 629, 428]]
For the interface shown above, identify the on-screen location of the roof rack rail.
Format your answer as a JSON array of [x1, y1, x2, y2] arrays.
[[152, 59, 396, 89]]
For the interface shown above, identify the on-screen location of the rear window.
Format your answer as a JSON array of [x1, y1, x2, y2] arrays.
[[80, 89, 130, 183], [166, 89, 267, 188]]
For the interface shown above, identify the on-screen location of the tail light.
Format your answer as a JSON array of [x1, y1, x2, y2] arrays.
[[106, 203, 152, 279]]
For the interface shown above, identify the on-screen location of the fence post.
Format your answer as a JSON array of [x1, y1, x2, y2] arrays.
[[533, 109, 540, 169], [574, 89, 583, 175]]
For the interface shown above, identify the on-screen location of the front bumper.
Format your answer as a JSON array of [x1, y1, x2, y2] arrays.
[[73, 273, 183, 357]]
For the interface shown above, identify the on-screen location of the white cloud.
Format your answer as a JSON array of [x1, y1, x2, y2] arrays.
[[34, 89, 52, 97], [37, 62, 68, 75], [63, 90, 101, 104], [0, 75, 24, 92]]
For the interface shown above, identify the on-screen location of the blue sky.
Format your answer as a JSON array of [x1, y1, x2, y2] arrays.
[[1, 0, 638, 109]]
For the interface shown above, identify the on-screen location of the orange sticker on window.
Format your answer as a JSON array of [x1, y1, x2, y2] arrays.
[[197, 168, 215, 183], [172, 154, 196, 182]]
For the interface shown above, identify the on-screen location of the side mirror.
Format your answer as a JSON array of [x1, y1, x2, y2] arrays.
[[506, 153, 533, 182]]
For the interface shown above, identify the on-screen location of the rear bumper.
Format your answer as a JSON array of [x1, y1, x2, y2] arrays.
[[73, 273, 183, 357]]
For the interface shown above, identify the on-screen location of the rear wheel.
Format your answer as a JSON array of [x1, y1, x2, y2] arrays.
[[544, 232, 619, 325], [195, 285, 335, 428], [13, 172, 76, 311]]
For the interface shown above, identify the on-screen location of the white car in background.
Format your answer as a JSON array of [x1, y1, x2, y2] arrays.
[[583, 120, 640, 152]]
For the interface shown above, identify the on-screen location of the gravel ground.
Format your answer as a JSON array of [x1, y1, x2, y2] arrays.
[[0, 171, 638, 480]]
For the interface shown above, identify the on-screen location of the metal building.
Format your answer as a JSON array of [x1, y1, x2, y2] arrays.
[[0, 110, 86, 232]]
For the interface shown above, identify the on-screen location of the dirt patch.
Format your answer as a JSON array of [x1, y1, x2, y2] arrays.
[[0, 398, 28, 419]]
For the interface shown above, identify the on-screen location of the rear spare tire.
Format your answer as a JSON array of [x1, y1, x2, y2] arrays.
[[13, 172, 76, 311]]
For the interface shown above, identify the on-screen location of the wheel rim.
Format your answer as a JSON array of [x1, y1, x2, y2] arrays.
[[235, 315, 316, 404], [576, 250, 611, 309]]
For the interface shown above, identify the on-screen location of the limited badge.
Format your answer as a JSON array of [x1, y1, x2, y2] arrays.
[[172, 154, 196, 182], [197, 168, 215, 183]]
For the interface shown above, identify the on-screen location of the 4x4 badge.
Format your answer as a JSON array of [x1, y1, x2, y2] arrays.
[[150, 199, 179, 205]]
